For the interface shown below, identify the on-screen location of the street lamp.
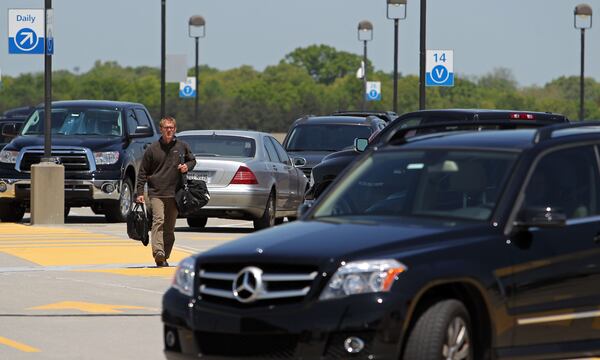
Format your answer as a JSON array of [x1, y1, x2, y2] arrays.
[[189, 15, 206, 125], [358, 20, 373, 111], [574, 4, 592, 121], [387, 0, 407, 114]]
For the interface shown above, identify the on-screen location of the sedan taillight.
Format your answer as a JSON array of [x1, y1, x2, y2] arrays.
[[229, 166, 258, 185]]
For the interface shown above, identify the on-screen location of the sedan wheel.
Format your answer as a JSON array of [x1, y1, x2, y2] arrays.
[[253, 192, 275, 230]]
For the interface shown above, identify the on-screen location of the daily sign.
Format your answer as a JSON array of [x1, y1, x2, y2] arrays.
[[426, 50, 454, 87], [8, 9, 45, 54]]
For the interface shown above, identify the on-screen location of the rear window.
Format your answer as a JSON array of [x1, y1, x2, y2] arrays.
[[285, 124, 373, 152], [179, 135, 256, 158]]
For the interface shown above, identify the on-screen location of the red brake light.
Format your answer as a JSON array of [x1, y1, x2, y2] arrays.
[[510, 113, 535, 120], [230, 166, 258, 185]]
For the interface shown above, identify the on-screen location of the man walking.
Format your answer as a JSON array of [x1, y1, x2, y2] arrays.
[[136, 116, 196, 267]]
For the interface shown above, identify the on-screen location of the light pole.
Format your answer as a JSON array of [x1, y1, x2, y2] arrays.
[[189, 15, 206, 125], [387, 0, 407, 114], [358, 20, 373, 111], [161, 0, 166, 119], [419, 0, 426, 110], [574, 4, 592, 121]]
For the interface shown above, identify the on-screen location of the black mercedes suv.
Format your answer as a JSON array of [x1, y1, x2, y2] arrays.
[[163, 121, 600, 360], [305, 109, 569, 202]]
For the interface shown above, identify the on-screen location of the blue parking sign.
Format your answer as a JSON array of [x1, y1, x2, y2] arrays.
[[8, 9, 45, 55], [426, 50, 454, 87]]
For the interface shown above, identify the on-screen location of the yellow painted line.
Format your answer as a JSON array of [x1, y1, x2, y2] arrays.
[[0, 336, 40, 353], [29, 301, 150, 314], [1, 246, 190, 266], [80, 267, 176, 278], [0, 244, 138, 249]]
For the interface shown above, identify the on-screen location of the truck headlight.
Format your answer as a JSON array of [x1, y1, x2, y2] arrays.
[[172, 256, 196, 297], [94, 151, 120, 165], [0, 150, 18, 164], [319, 259, 406, 300]]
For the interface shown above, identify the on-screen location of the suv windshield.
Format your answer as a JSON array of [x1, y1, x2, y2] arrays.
[[179, 135, 256, 158], [21, 108, 123, 136], [313, 149, 517, 221], [286, 124, 372, 151]]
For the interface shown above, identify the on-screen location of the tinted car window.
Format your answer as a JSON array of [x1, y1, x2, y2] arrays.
[[21, 108, 122, 136], [180, 135, 256, 158], [263, 137, 279, 162], [314, 150, 517, 221], [126, 110, 139, 134], [134, 108, 152, 128], [268, 137, 291, 165], [523, 146, 600, 219], [286, 124, 372, 152]]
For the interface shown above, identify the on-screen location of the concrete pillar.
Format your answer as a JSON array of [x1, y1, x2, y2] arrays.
[[31, 162, 64, 225]]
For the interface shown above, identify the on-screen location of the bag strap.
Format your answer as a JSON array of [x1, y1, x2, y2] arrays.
[[179, 153, 189, 191], [133, 202, 145, 213]]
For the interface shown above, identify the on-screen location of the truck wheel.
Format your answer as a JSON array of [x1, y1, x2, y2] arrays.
[[187, 216, 207, 228], [403, 299, 473, 360], [105, 178, 133, 223], [0, 202, 25, 222], [253, 192, 275, 230]]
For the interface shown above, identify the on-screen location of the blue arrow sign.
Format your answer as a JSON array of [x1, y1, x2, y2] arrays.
[[10, 27, 44, 54], [8, 9, 45, 55]]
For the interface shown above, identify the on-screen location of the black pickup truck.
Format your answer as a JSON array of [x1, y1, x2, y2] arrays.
[[0, 100, 159, 222]]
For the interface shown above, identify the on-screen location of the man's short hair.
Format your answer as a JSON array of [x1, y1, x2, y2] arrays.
[[160, 116, 177, 128]]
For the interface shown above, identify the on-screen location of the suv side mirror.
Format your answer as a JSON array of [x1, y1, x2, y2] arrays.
[[354, 138, 369, 152], [1, 123, 20, 138], [130, 126, 153, 138], [292, 157, 306, 167], [514, 207, 567, 229]]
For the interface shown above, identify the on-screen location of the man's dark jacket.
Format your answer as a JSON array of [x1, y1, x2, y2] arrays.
[[136, 137, 196, 198]]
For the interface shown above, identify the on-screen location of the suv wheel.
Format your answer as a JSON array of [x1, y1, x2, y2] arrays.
[[253, 192, 275, 230], [0, 202, 25, 222], [404, 299, 473, 360], [105, 178, 133, 223], [187, 216, 208, 228]]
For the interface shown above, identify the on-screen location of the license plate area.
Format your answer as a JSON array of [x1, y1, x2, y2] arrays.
[[188, 171, 210, 183]]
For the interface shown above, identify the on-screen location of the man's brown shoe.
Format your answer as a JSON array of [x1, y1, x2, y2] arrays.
[[154, 252, 166, 267], [156, 261, 169, 267]]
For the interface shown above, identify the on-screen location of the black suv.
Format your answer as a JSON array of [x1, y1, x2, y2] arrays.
[[306, 109, 569, 202], [0, 100, 159, 222], [282, 115, 388, 178], [163, 122, 600, 360], [0, 106, 34, 149]]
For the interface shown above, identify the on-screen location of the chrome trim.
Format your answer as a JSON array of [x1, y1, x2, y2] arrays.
[[0, 178, 121, 200], [199, 270, 236, 281], [258, 287, 311, 299], [262, 272, 318, 281], [199, 286, 236, 299], [517, 309, 600, 325], [15, 146, 96, 173]]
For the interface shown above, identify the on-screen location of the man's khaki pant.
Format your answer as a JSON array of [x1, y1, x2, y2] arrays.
[[149, 197, 178, 260]]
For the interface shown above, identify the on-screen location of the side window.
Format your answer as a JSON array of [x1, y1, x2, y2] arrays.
[[263, 137, 279, 163], [523, 146, 600, 219], [269, 137, 291, 165], [126, 110, 138, 135], [133, 109, 152, 128]]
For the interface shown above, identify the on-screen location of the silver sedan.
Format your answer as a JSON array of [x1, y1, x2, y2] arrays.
[[177, 130, 308, 230]]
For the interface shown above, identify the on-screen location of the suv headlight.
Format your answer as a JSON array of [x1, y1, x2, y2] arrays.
[[94, 151, 120, 165], [319, 259, 406, 300], [0, 150, 18, 164], [172, 256, 196, 297]]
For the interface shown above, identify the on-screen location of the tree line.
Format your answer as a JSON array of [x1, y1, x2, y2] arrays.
[[1, 44, 599, 131]]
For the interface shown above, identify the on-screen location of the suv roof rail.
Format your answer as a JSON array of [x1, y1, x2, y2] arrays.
[[293, 114, 315, 124], [533, 121, 600, 144], [387, 119, 561, 146]]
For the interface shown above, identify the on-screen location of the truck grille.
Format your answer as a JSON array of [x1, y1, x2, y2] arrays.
[[19, 150, 90, 172], [198, 263, 318, 307]]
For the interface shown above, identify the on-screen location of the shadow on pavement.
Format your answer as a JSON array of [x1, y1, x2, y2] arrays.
[[175, 226, 253, 234]]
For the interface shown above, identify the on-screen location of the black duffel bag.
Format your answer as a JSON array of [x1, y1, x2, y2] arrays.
[[127, 203, 150, 246], [175, 173, 210, 217]]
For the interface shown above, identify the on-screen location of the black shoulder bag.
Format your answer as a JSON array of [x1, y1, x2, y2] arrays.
[[175, 155, 210, 217], [127, 203, 150, 246]]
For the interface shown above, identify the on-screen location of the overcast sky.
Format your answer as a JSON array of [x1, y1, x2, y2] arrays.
[[0, 0, 598, 87]]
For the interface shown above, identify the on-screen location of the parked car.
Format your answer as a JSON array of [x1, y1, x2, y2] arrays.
[[282, 114, 387, 178], [305, 109, 570, 203], [177, 130, 308, 230], [0, 106, 34, 149], [0, 100, 159, 222], [163, 121, 600, 360]]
